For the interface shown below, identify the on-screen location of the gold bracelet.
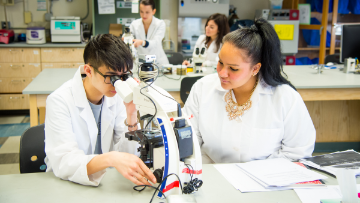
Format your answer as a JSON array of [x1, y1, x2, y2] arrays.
[[124, 118, 139, 128]]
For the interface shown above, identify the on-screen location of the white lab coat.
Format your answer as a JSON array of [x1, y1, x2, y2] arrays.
[[44, 67, 139, 186], [192, 35, 221, 67], [183, 73, 316, 163], [130, 17, 169, 65]]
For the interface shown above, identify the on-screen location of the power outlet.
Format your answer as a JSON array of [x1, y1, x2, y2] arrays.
[[1, 21, 11, 29]]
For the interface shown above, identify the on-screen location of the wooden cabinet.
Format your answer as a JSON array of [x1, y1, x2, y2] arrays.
[[0, 78, 33, 93], [41, 48, 84, 62], [0, 63, 41, 78], [0, 46, 84, 110], [42, 62, 84, 69], [0, 48, 41, 63], [0, 94, 29, 110]]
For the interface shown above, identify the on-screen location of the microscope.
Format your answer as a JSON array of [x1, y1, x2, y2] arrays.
[[192, 46, 207, 73], [110, 55, 202, 199], [123, 26, 139, 71]]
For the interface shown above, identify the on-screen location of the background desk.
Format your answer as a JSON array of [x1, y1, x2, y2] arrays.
[[22, 68, 213, 127], [284, 66, 360, 150], [23, 66, 360, 151], [0, 164, 349, 203]]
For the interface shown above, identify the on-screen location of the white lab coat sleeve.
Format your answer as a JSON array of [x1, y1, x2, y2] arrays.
[[268, 89, 316, 161], [202, 44, 221, 67], [45, 93, 106, 186], [129, 22, 137, 39], [182, 81, 203, 146], [202, 59, 218, 67], [146, 20, 166, 50], [112, 103, 140, 155]]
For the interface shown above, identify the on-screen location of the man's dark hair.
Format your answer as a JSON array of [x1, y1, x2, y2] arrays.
[[140, 0, 155, 10], [83, 34, 133, 72]]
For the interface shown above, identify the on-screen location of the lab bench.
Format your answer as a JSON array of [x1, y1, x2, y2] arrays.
[[22, 66, 360, 150], [1, 164, 359, 203], [0, 42, 85, 111]]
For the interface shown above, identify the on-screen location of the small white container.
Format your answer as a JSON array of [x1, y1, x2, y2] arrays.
[[26, 27, 46, 44]]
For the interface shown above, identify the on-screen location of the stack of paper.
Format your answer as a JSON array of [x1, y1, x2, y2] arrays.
[[236, 158, 327, 188], [300, 150, 360, 176], [214, 158, 327, 193]]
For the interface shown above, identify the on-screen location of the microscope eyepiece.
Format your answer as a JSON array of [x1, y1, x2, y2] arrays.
[[110, 75, 121, 86], [195, 47, 199, 55], [200, 47, 206, 55]]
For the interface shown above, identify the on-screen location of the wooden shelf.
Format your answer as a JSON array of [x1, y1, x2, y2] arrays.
[[298, 47, 340, 51], [299, 25, 322, 30]]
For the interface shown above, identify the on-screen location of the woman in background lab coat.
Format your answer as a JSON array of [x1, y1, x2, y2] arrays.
[[182, 13, 229, 68], [128, 0, 169, 65], [183, 18, 316, 164]]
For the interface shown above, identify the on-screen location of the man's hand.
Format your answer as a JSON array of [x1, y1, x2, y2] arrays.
[[182, 60, 191, 67], [109, 152, 157, 185], [133, 39, 143, 48]]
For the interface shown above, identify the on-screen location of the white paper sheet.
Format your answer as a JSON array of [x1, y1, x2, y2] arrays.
[[214, 164, 288, 192], [237, 158, 327, 187], [98, 0, 115, 14], [132, 1, 139, 13], [37, 0, 46, 11], [294, 186, 342, 203], [295, 185, 360, 203]]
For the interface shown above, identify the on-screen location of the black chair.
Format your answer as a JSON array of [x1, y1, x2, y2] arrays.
[[325, 53, 341, 64], [19, 124, 47, 173], [180, 76, 203, 104], [165, 51, 183, 65]]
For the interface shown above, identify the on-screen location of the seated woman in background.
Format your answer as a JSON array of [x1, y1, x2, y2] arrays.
[[183, 18, 315, 163], [182, 13, 229, 68]]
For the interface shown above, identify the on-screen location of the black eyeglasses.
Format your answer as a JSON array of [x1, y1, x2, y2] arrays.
[[92, 67, 132, 84]]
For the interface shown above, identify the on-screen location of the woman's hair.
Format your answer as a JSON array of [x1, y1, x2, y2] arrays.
[[84, 34, 133, 73], [140, 0, 155, 10], [222, 18, 296, 90], [204, 13, 230, 53]]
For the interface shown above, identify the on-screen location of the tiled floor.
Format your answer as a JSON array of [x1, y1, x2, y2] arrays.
[[0, 115, 30, 175]]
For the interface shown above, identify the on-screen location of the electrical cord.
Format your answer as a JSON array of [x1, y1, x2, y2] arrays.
[[183, 164, 203, 194], [139, 69, 158, 82], [137, 62, 183, 128], [133, 173, 183, 203], [137, 62, 160, 130]]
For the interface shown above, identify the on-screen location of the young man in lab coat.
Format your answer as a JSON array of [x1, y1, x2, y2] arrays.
[[44, 34, 157, 186]]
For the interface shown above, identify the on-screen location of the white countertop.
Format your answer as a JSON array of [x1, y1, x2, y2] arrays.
[[22, 68, 215, 94], [23, 66, 360, 95], [284, 65, 360, 89], [0, 164, 344, 203]]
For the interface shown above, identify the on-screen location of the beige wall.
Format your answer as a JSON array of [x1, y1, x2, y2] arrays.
[[160, 0, 178, 51], [229, 0, 270, 20], [0, 0, 93, 33]]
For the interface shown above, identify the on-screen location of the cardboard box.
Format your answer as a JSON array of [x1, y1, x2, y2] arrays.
[[109, 24, 122, 37]]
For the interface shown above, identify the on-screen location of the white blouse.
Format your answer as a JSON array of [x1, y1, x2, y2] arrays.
[[183, 73, 316, 163], [192, 35, 221, 67]]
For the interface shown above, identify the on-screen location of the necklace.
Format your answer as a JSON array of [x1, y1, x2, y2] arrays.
[[225, 79, 259, 120]]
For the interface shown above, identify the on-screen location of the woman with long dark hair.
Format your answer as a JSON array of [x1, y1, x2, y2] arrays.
[[183, 13, 230, 67], [183, 18, 315, 163]]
